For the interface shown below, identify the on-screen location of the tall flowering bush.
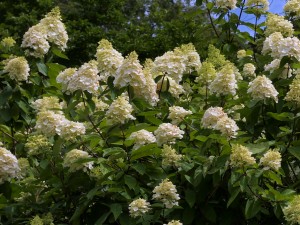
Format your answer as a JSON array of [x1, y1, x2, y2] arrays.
[[2, 1, 300, 224]]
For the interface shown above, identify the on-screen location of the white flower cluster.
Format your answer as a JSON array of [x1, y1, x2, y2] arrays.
[[25, 135, 53, 156], [33, 96, 85, 139], [134, 59, 159, 106], [128, 129, 156, 150], [285, 74, 300, 105], [201, 107, 239, 139], [247, 75, 278, 102], [114, 51, 146, 88], [259, 149, 282, 171], [63, 149, 93, 172], [215, 0, 237, 9], [0, 147, 20, 183], [195, 61, 216, 84], [161, 145, 183, 167], [174, 43, 202, 73], [154, 123, 184, 146], [128, 198, 151, 218], [1, 37, 16, 48], [283, 195, 300, 224], [246, 0, 269, 12], [152, 43, 200, 99], [164, 221, 183, 225], [157, 76, 185, 99], [284, 0, 300, 18], [152, 51, 186, 83], [153, 43, 201, 83], [237, 49, 247, 59], [105, 95, 136, 124], [230, 144, 256, 168], [3, 56, 30, 81], [56, 60, 100, 94], [153, 178, 180, 208], [168, 106, 192, 125], [265, 13, 294, 37], [95, 39, 124, 82], [243, 63, 256, 78], [262, 32, 300, 61], [21, 7, 68, 58], [264, 59, 280, 73], [31, 96, 62, 113], [209, 64, 238, 96]]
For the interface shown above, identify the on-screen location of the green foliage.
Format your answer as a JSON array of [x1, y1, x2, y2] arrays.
[[1, 0, 300, 225]]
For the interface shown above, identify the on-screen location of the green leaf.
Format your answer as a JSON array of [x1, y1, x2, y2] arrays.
[[244, 142, 269, 154], [124, 175, 137, 190], [130, 144, 161, 161], [267, 112, 294, 121], [245, 199, 261, 219], [36, 62, 48, 76], [94, 211, 110, 225], [227, 188, 240, 208], [51, 47, 69, 59], [185, 189, 196, 208], [0, 85, 13, 105], [288, 146, 300, 160], [201, 204, 216, 223], [110, 203, 122, 221], [145, 116, 162, 126]]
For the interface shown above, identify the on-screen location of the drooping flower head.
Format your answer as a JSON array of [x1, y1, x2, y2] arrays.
[[209, 64, 238, 96], [247, 75, 278, 102], [215, 116, 239, 139], [206, 45, 227, 69], [25, 135, 53, 156], [265, 13, 294, 37], [230, 144, 256, 168], [284, 0, 300, 18], [0, 147, 20, 183], [129, 198, 151, 218], [95, 39, 124, 82], [57, 61, 100, 94], [168, 106, 192, 125], [243, 63, 256, 78], [114, 51, 146, 88], [215, 0, 237, 9], [128, 129, 156, 150], [133, 60, 159, 106], [161, 145, 183, 167], [21, 7, 68, 58], [154, 123, 184, 146], [283, 195, 300, 224], [195, 61, 216, 84], [105, 95, 136, 124], [153, 178, 180, 208], [262, 32, 300, 61], [1, 37, 16, 49], [21, 24, 49, 58], [39, 7, 68, 50], [246, 0, 269, 12], [285, 74, 300, 105], [259, 149, 282, 170], [174, 43, 201, 73], [152, 51, 186, 83], [63, 149, 93, 172], [237, 49, 247, 59], [3, 56, 30, 81], [201, 107, 227, 129], [31, 96, 62, 113], [55, 118, 86, 140], [164, 221, 183, 225]]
